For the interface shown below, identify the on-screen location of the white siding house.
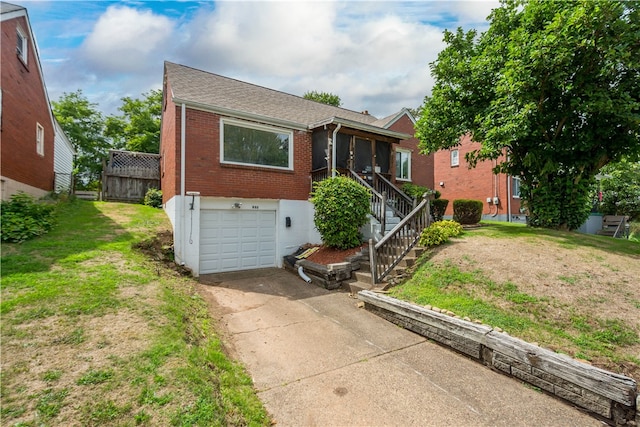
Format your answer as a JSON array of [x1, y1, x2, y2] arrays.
[[53, 119, 74, 193]]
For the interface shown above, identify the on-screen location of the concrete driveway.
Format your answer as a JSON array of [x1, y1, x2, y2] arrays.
[[198, 268, 599, 426]]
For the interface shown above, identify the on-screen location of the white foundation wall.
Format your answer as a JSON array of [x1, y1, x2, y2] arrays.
[[278, 199, 322, 256], [165, 195, 321, 277], [1, 176, 49, 201]]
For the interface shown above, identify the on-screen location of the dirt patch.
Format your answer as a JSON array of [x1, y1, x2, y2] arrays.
[[133, 230, 192, 276], [426, 232, 640, 382]]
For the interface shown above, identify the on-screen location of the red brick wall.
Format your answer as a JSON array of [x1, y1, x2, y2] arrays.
[[433, 135, 521, 216], [162, 105, 313, 200], [160, 81, 178, 203], [1, 15, 55, 193], [389, 114, 434, 190]]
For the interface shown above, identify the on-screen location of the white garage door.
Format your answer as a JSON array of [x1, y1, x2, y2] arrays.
[[200, 210, 277, 274]]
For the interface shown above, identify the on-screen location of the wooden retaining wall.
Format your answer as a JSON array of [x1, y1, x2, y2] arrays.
[[358, 290, 638, 426]]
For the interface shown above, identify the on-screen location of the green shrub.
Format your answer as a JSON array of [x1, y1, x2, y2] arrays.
[[453, 199, 483, 224], [401, 183, 428, 200], [431, 199, 449, 221], [419, 220, 464, 247], [311, 176, 370, 249], [1, 192, 56, 243], [144, 188, 163, 208]]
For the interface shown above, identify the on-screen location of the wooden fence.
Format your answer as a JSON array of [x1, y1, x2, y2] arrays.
[[102, 150, 160, 203]]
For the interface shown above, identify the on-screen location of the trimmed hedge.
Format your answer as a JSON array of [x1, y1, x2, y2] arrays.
[[453, 199, 483, 224], [431, 199, 449, 222], [311, 176, 370, 249]]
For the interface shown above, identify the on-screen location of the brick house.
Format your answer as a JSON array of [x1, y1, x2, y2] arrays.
[[379, 108, 434, 191], [0, 2, 72, 200], [433, 134, 522, 221], [160, 61, 419, 276]]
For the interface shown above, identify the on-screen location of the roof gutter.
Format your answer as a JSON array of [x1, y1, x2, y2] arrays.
[[309, 116, 412, 140], [172, 96, 309, 131], [172, 97, 411, 140]]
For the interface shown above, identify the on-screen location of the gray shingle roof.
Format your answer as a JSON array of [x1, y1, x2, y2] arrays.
[[164, 62, 409, 139], [1, 2, 25, 16]]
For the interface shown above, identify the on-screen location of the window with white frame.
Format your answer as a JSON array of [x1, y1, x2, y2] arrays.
[[36, 123, 44, 156], [221, 119, 293, 170], [512, 176, 521, 198], [16, 26, 28, 65], [395, 149, 411, 181], [450, 149, 459, 167]]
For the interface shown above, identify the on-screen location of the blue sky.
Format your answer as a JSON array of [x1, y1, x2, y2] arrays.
[[16, 1, 498, 118]]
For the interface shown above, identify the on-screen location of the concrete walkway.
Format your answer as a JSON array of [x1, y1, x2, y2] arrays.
[[198, 268, 599, 426]]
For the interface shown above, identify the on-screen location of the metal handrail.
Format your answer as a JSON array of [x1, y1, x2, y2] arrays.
[[369, 195, 431, 285]]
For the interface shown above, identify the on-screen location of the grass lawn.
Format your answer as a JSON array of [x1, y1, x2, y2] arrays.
[[1, 200, 270, 426], [389, 221, 640, 382]]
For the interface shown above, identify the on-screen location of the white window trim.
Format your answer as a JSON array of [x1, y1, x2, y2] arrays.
[[450, 149, 459, 167], [220, 118, 294, 171], [512, 176, 521, 199], [36, 122, 44, 156], [16, 26, 28, 65], [395, 148, 411, 182]]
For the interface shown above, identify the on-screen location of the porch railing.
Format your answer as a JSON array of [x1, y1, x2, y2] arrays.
[[311, 167, 329, 185], [348, 169, 386, 232], [369, 195, 431, 285], [373, 172, 415, 218]]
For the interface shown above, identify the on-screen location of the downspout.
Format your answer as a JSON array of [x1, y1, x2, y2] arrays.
[[507, 173, 512, 223], [179, 103, 186, 263], [331, 123, 342, 177], [506, 152, 512, 222], [492, 161, 498, 217]]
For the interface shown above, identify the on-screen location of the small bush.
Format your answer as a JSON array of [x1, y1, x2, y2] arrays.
[[311, 176, 370, 249], [1, 192, 56, 243], [453, 199, 483, 224], [144, 188, 163, 208], [419, 220, 464, 247], [431, 199, 449, 222], [401, 183, 428, 200]]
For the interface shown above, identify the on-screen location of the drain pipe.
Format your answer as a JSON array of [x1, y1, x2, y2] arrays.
[[506, 153, 512, 223], [298, 266, 312, 283], [331, 123, 342, 177]]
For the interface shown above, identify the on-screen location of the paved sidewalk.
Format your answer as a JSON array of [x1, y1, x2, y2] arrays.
[[198, 268, 599, 426]]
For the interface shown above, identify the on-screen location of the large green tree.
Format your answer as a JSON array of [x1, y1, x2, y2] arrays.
[[105, 89, 162, 153], [416, 0, 640, 230], [599, 160, 640, 221], [52, 90, 114, 189], [303, 91, 341, 107]]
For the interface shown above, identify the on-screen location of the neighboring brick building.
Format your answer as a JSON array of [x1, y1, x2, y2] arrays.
[[433, 134, 522, 221], [379, 108, 434, 191], [0, 2, 72, 200]]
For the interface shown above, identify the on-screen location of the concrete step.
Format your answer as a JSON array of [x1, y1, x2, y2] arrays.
[[398, 257, 415, 268], [348, 280, 373, 294], [354, 270, 373, 283]]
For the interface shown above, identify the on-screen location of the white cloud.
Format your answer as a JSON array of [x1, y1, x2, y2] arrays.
[[452, 0, 500, 27], [37, 1, 501, 117], [174, 2, 445, 116], [80, 5, 175, 75]]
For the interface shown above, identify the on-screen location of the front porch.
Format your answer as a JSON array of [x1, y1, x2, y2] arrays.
[[308, 124, 432, 287]]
